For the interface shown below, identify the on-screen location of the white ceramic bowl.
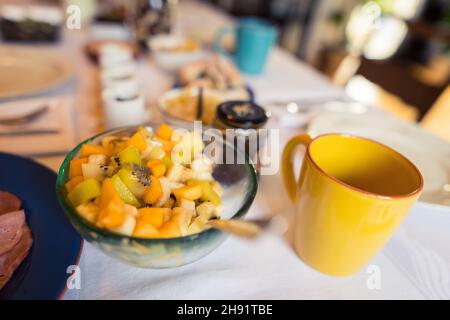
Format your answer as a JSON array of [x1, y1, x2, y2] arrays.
[[157, 87, 225, 127], [148, 35, 205, 72]]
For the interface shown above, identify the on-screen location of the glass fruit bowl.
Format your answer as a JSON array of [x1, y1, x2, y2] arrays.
[[56, 125, 258, 268]]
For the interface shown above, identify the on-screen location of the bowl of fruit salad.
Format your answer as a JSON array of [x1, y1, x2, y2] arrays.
[[56, 124, 257, 268]]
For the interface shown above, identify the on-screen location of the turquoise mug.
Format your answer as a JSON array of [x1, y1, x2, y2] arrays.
[[215, 18, 277, 75]]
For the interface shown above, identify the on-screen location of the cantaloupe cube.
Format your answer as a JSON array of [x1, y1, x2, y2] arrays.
[[133, 220, 160, 238], [173, 185, 202, 201], [137, 207, 168, 229], [97, 200, 125, 229], [146, 160, 166, 178], [143, 175, 163, 205], [127, 132, 147, 152], [161, 139, 174, 154], [69, 158, 88, 178], [80, 144, 110, 157], [159, 220, 181, 238], [156, 124, 173, 141]]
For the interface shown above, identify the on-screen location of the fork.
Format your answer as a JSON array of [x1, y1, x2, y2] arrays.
[[0, 105, 49, 126]]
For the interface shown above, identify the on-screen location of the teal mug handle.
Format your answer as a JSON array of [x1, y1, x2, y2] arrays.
[[214, 27, 234, 60]]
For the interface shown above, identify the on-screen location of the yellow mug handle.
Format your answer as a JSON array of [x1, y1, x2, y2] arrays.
[[282, 134, 313, 203]]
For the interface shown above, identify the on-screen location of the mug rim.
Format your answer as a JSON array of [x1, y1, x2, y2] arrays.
[[238, 17, 277, 34], [305, 133, 424, 200]]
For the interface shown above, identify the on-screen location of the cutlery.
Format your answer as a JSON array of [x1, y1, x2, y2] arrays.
[[196, 87, 203, 120], [0, 105, 49, 126], [0, 129, 60, 137], [207, 216, 284, 238], [267, 99, 368, 115]]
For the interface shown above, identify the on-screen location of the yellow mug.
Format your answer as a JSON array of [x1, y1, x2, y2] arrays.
[[282, 133, 423, 276]]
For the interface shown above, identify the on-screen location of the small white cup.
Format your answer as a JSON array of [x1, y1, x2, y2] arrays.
[[98, 43, 133, 69], [100, 61, 137, 81], [101, 72, 140, 95], [102, 88, 149, 129]]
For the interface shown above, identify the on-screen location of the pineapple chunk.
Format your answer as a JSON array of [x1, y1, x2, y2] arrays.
[[148, 147, 165, 160], [167, 163, 195, 182], [196, 201, 215, 221], [195, 171, 213, 181], [171, 207, 193, 236], [176, 199, 196, 212], [173, 185, 202, 201], [88, 154, 107, 166], [167, 164, 183, 182], [187, 216, 206, 235], [170, 181, 185, 190], [214, 204, 224, 218], [76, 202, 99, 223], [155, 177, 171, 207]]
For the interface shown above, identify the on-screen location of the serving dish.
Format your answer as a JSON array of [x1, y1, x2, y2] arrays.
[[148, 35, 206, 71], [0, 46, 73, 100], [56, 126, 258, 268]]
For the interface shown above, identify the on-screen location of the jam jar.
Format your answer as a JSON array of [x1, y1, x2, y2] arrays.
[[214, 100, 268, 168]]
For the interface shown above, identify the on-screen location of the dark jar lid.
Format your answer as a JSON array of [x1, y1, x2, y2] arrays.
[[216, 100, 268, 129]]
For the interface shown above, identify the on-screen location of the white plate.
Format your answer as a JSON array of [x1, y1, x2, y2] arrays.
[[308, 113, 450, 208], [0, 46, 73, 100]]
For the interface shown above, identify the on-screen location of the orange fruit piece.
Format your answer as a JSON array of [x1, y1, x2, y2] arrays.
[[80, 144, 109, 157], [97, 178, 125, 228], [159, 221, 181, 238], [143, 175, 163, 205], [146, 160, 166, 178], [98, 201, 125, 229], [137, 207, 168, 229], [160, 140, 174, 154], [65, 175, 84, 192], [133, 220, 160, 238], [69, 158, 88, 178], [173, 185, 202, 201], [156, 124, 173, 141], [127, 132, 147, 152]]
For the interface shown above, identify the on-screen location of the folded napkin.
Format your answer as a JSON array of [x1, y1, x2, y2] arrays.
[[0, 96, 76, 156]]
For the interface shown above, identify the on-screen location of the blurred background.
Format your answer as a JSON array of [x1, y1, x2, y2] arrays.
[[206, 0, 450, 124], [1, 0, 449, 142]]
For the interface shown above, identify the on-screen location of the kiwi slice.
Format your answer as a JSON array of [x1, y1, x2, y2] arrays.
[[117, 163, 151, 198], [111, 174, 141, 207], [119, 146, 141, 165]]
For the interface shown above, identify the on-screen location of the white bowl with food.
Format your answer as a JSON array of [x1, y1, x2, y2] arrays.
[[158, 87, 225, 127], [148, 35, 205, 72]]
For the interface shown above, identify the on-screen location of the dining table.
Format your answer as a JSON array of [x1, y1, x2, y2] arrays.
[[1, 0, 449, 300]]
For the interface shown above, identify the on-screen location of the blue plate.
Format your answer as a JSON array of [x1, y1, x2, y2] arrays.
[[0, 152, 82, 300]]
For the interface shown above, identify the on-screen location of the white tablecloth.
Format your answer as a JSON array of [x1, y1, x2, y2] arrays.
[[5, 0, 447, 300], [64, 128, 449, 300]]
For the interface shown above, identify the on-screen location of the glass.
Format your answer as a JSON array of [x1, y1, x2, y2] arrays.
[[56, 125, 258, 268]]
